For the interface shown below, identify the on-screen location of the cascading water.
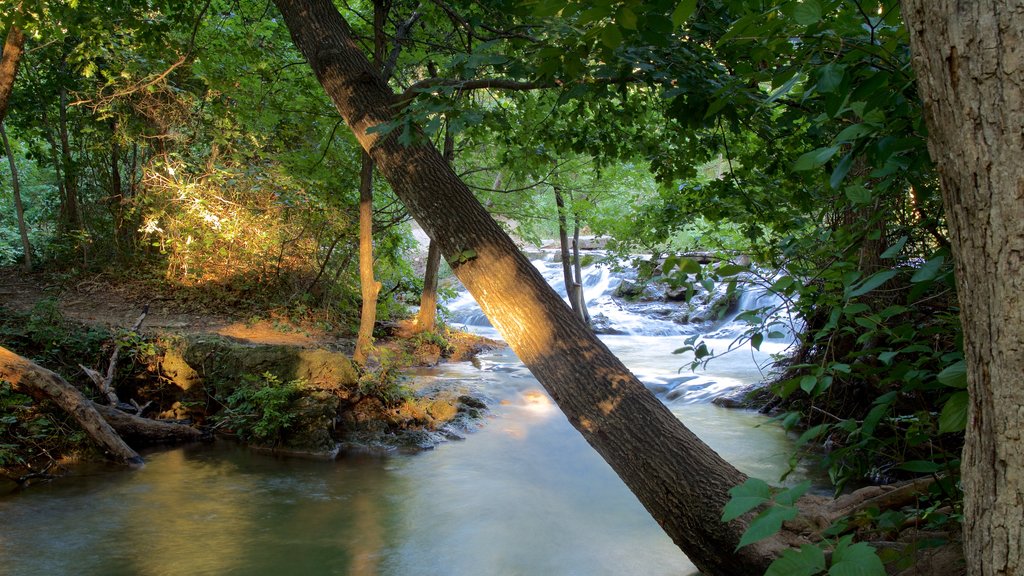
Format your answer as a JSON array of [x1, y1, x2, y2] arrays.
[[446, 251, 798, 404]]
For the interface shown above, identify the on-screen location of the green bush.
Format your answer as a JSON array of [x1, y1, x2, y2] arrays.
[[219, 372, 305, 445]]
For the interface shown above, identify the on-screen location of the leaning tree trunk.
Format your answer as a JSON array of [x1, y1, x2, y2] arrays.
[[271, 1, 791, 573], [1, 122, 31, 271], [902, 3, 1024, 575], [0, 21, 25, 125], [0, 346, 143, 466]]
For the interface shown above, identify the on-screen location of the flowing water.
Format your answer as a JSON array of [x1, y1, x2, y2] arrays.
[[0, 256, 813, 576]]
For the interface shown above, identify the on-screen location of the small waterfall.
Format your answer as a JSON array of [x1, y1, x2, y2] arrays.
[[446, 253, 795, 340]]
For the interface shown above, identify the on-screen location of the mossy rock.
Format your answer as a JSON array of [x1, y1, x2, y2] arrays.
[[178, 336, 358, 396]]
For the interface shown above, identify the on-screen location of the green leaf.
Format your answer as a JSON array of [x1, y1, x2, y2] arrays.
[[617, 6, 638, 30], [829, 539, 886, 576], [775, 480, 812, 506], [766, 544, 827, 576], [830, 152, 855, 189], [833, 123, 872, 144], [722, 477, 771, 521], [793, 0, 823, 25], [797, 423, 829, 446], [846, 270, 897, 298], [737, 505, 798, 549], [601, 24, 623, 48], [937, 360, 967, 388], [799, 375, 817, 394], [751, 333, 764, 350], [678, 258, 701, 274], [911, 255, 945, 283], [880, 236, 908, 258], [844, 184, 872, 204], [939, 391, 969, 433], [900, 460, 941, 474], [671, 0, 699, 26], [817, 63, 844, 93], [716, 263, 748, 276], [532, 0, 567, 17], [794, 146, 840, 171]]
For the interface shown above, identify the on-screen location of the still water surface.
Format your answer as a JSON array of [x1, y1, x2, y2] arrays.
[[0, 336, 807, 576]]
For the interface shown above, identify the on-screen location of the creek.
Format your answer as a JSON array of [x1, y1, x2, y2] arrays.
[[0, 255, 814, 576]]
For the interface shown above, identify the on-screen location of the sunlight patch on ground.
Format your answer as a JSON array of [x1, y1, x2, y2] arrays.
[[216, 321, 324, 347]]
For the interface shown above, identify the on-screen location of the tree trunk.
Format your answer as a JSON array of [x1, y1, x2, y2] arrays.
[[571, 210, 590, 324], [58, 84, 82, 234], [353, 151, 380, 365], [901, 3, 1024, 575], [110, 120, 125, 255], [0, 346, 143, 466], [553, 186, 577, 314], [91, 403, 204, 446], [415, 120, 456, 334], [0, 21, 25, 125], [1, 122, 31, 272], [417, 241, 442, 332], [271, 2, 789, 572]]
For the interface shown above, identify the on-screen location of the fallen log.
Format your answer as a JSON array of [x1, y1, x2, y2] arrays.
[[92, 403, 204, 445], [0, 346, 144, 466]]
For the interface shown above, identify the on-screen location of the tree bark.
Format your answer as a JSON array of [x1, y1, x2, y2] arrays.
[[415, 120, 456, 334], [353, 151, 380, 365], [271, 1, 788, 572], [0, 21, 25, 125], [416, 240, 441, 332], [571, 207, 590, 324], [91, 403, 204, 446], [1, 122, 31, 271], [58, 84, 82, 234], [553, 186, 577, 313], [0, 346, 143, 466], [901, 3, 1024, 575]]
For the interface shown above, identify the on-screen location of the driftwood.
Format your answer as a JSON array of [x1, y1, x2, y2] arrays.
[[80, 305, 149, 405], [0, 346, 143, 466], [92, 403, 204, 445]]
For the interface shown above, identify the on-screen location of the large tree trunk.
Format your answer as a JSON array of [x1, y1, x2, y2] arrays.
[[1, 122, 31, 271], [353, 151, 380, 365], [271, 1, 789, 573], [901, 3, 1024, 575], [0, 346, 143, 466], [0, 21, 25, 125]]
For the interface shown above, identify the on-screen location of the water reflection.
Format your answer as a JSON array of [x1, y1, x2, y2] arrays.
[[0, 337, 809, 576]]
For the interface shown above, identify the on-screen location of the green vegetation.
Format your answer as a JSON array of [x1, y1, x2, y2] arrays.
[[219, 372, 306, 445]]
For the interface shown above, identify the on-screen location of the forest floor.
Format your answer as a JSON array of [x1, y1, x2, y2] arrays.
[[0, 269, 345, 349]]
